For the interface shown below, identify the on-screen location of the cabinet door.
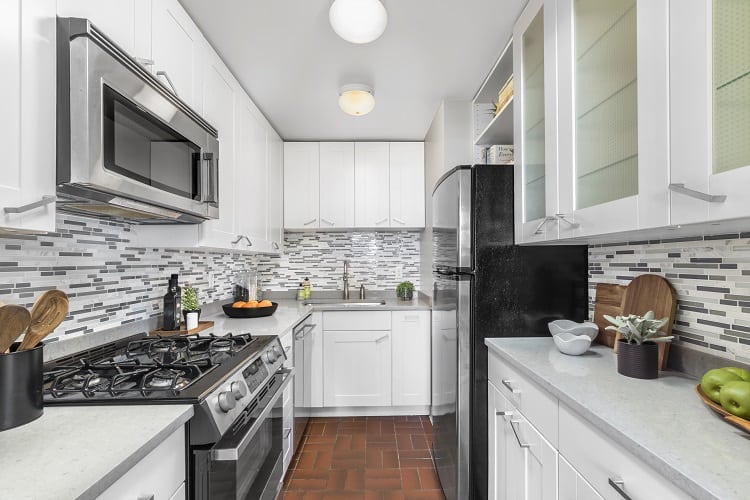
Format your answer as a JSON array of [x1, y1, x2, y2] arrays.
[[151, 0, 204, 111], [488, 383, 511, 500], [323, 330, 391, 407], [671, 0, 750, 224], [392, 311, 431, 406], [354, 142, 390, 228], [559, 455, 604, 500], [319, 142, 355, 228], [57, 0, 145, 58], [199, 52, 237, 248], [268, 129, 284, 253], [0, 0, 56, 233], [389, 142, 425, 228], [284, 143, 320, 229], [556, 0, 669, 238], [308, 312, 324, 408], [513, 0, 560, 243], [236, 97, 270, 252]]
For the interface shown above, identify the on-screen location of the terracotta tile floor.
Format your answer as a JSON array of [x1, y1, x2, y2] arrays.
[[278, 416, 445, 500]]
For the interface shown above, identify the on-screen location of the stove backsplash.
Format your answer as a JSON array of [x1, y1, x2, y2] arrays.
[[589, 233, 750, 363], [0, 216, 421, 343]]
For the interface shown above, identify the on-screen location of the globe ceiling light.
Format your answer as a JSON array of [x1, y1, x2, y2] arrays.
[[329, 0, 388, 44], [338, 84, 375, 116]]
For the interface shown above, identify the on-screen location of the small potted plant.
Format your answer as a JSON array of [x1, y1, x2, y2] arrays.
[[604, 311, 672, 379], [396, 281, 415, 301], [182, 286, 201, 331]]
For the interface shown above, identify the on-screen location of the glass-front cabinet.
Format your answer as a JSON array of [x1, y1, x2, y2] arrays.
[[556, 0, 670, 238], [671, 0, 750, 224], [514, 0, 559, 243]]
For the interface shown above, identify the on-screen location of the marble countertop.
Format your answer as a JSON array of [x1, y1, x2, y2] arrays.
[[485, 338, 750, 500], [0, 405, 193, 500]]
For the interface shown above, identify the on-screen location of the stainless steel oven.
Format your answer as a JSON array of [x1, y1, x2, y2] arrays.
[[56, 17, 219, 224], [194, 368, 292, 500]]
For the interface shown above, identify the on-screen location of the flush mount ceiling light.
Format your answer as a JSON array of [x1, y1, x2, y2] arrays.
[[329, 0, 388, 44], [338, 84, 375, 116]]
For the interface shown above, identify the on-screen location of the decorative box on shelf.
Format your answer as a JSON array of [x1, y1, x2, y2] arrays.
[[486, 145, 514, 164]]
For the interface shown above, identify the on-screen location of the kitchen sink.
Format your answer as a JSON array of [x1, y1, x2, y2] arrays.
[[303, 298, 387, 307]]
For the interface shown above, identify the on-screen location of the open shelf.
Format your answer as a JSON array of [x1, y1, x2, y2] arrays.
[[474, 98, 514, 145]]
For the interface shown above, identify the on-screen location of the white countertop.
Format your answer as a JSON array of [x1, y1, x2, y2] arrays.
[[0, 405, 193, 500], [484, 338, 750, 500]]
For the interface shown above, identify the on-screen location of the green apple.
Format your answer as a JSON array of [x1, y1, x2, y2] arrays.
[[722, 366, 750, 382], [700, 368, 742, 403], [720, 381, 750, 420]]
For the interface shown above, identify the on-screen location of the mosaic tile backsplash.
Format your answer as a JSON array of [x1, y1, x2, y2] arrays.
[[0, 215, 421, 343], [589, 233, 750, 363], [257, 231, 421, 292]]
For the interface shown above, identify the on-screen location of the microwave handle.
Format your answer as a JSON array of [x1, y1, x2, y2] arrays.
[[203, 152, 218, 204]]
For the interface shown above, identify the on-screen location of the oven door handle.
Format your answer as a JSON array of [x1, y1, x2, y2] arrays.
[[212, 368, 294, 461]]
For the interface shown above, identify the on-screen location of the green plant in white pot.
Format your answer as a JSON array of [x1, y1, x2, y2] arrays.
[[182, 286, 201, 330], [604, 311, 672, 379]]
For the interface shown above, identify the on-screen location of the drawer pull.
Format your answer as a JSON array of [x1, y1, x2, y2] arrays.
[[608, 478, 633, 500], [283, 428, 292, 439], [501, 379, 521, 394], [137, 496, 155, 500], [509, 419, 531, 449], [668, 183, 727, 203]]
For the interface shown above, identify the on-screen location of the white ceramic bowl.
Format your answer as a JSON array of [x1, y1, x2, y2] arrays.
[[548, 319, 599, 341], [552, 332, 592, 356]]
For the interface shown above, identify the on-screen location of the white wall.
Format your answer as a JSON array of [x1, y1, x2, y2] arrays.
[[420, 100, 473, 296]]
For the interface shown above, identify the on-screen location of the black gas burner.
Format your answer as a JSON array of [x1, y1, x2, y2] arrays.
[[122, 332, 255, 366], [146, 368, 190, 390]]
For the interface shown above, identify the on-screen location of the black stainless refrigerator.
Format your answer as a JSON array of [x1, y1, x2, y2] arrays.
[[430, 165, 588, 500]]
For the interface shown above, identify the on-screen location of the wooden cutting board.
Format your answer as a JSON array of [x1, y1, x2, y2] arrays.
[[620, 274, 677, 370], [593, 283, 627, 348]]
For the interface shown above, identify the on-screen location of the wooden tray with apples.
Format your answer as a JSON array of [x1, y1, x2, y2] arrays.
[[695, 384, 750, 434]]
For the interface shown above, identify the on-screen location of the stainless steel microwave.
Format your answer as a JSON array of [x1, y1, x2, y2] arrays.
[[56, 17, 219, 224]]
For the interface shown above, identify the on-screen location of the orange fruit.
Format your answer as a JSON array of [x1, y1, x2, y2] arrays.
[[232, 301, 246, 308], [258, 300, 273, 308], [243, 300, 259, 308]]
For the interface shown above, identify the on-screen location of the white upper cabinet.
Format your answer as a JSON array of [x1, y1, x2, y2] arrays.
[[389, 142, 425, 228], [556, 0, 670, 239], [513, 0, 559, 244], [236, 96, 270, 252], [0, 0, 56, 233], [319, 142, 355, 228], [150, 0, 204, 112], [355, 142, 391, 228], [268, 129, 284, 253], [284, 143, 320, 230], [670, 0, 750, 225]]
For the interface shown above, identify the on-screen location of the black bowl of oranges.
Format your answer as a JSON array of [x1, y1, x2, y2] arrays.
[[222, 299, 278, 318]]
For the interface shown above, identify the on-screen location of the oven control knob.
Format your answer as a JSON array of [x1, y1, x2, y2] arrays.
[[218, 391, 236, 412], [231, 380, 248, 400], [264, 347, 280, 363]]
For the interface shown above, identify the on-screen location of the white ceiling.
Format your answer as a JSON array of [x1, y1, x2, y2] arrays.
[[179, 0, 526, 141]]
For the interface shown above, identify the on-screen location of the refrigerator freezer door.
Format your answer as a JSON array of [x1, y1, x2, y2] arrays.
[[431, 272, 471, 500], [432, 167, 473, 273]]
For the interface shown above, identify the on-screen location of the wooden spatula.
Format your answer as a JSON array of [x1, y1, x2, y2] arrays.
[[0, 305, 32, 353], [18, 290, 69, 351]]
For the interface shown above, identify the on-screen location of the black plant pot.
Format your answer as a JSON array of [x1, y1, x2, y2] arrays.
[[397, 289, 414, 301], [617, 340, 659, 379]]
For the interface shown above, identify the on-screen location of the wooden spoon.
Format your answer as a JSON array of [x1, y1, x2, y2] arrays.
[[0, 305, 32, 353], [18, 290, 69, 351]]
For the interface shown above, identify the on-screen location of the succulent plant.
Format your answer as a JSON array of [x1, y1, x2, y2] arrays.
[[604, 311, 673, 345], [396, 281, 414, 295], [183, 287, 199, 312]]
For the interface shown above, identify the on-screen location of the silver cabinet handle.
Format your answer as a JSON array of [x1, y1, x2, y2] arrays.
[[669, 183, 727, 203], [272, 241, 280, 250], [321, 218, 334, 226], [533, 216, 556, 235], [375, 217, 388, 225], [4, 195, 55, 214], [134, 57, 154, 66], [509, 419, 531, 449], [501, 379, 521, 394], [283, 428, 292, 439], [231, 235, 252, 247], [303, 218, 317, 226], [555, 213, 580, 229], [137, 495, 155, 500], [156, 70, 179, 96], [393, 217, 406, 225], [608, 478, 633, 500]]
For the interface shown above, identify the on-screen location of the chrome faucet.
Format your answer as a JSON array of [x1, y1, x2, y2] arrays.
[[343, 259, 350, 300]]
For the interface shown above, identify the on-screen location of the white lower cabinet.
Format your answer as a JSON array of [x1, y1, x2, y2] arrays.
[[392, 311, 431, 406], [559, 455, 603, 500], [97, 426, 185, 500], [488, 353, 690, 500], [323, 330, 392, 407]]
